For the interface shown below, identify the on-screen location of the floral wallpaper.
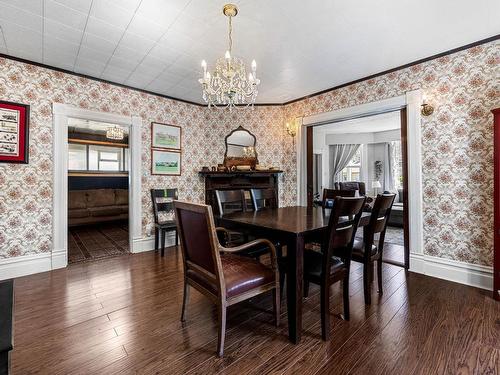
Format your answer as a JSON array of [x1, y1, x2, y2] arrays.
[[0, 39, 498, 268], [284, 40, 499, 266]]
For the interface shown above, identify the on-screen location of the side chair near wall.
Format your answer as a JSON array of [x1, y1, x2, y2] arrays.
[[151, 188, 178, 256], [351, 194, 396, 304], [303, 197, 365, 340], [174, 201, 280, 357]]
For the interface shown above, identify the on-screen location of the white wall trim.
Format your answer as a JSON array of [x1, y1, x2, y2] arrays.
[[0, 253, 52, 280], [52, 103, 142, 267], [132, 233, 177, 254], [410, 253, 493, 291]]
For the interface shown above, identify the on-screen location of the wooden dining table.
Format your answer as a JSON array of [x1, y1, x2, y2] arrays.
[[219, 206, 371, 344]]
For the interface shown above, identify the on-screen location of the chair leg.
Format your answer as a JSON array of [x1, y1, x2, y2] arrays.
[[273, 288, 280, 327], [154, 227, 159, 252], [279, 270, 285, 302], [161, 229, 166, 257], [180, 281, 190, 322], [343, 276, 350, 321], [175, 229, 179, 246], [304, 280, 310, 298], [320, 283, 330, 341], [217, 303, 227, 357], [377, 259, 383, 294], [363, 262, 371, 305]]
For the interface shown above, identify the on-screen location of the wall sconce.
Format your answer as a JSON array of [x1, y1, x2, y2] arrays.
[[286, 121, 297, 138], [421, 94, 434, 117]]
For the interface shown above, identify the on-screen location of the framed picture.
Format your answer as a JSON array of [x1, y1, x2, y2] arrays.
[[0, 100, 30, 164], [151, 122, 181, 150], [151, 149, 181, 176]]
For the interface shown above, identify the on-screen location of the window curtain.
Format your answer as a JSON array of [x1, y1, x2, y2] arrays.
[[383, 143, 394, 192], [329, 144, 360, 185]]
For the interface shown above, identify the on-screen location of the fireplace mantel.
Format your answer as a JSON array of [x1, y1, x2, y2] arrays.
[[199, 170, 283, 214]]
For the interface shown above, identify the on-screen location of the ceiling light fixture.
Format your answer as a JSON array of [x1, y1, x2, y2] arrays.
[[106, 125, 124, 141], [199, 4, 260, 110]]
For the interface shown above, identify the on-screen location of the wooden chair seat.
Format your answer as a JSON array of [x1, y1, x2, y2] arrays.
[[187, 253, 274, 298], [156, 220, 176, 228]]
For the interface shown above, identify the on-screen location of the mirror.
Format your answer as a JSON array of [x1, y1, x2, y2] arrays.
[[224, 126, 258, 168]]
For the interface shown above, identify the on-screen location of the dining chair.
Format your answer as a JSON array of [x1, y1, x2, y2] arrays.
[[215, 189, 270, 259], [151, 188, 178, 256], [250, 188, 278, 211], [174, 201, 280, 357], [322, 189, 356, 208], [351, 193, 396, 304], [303, 196, 366, 340]]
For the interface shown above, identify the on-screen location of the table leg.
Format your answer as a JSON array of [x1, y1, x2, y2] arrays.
[[287, 235, 304, 344]]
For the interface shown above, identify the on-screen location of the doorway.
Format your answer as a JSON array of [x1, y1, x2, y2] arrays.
[[67, 119, 130, 263], [309, 110, 409, 268], [52, 104, 142, 269]]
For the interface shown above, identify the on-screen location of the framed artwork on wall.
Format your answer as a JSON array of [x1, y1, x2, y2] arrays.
[[0, 100, 30, 164], [151, 122, 181, 150], [151, 149, 181, 176]]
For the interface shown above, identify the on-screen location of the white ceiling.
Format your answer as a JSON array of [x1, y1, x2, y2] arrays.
[[0, 0, 498, 104], [315, 111, 401, 135]]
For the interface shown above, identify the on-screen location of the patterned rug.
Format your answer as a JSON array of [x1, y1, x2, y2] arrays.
[[68, 221, 130, 264], [356, 225, 404, 246]]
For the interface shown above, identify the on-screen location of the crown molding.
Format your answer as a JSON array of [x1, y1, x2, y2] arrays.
[[0, 34, 498, 108]]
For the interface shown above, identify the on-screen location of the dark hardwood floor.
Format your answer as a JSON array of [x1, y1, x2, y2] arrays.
[[11, 247, 499, 374]]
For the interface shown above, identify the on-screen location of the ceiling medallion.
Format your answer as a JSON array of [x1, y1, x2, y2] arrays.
[[199, 4, 260, 110], [106, 125, 124, 140]]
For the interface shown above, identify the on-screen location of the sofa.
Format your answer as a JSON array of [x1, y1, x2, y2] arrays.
[[68, 189, 128, 226]]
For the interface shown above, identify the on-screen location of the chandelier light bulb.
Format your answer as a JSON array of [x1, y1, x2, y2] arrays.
[[251, 60, 257, 71], [225, 50, 231, 60]]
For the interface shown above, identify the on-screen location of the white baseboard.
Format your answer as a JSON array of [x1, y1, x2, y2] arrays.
[[131, 233, 176, 253], [409, 253, 493, 291], [51, 249, 67, 269], [0, 252, 52, 280]]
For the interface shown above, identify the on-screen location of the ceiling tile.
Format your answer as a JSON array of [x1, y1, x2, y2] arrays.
[[0, 20, 42, 55], [74, 55, 107, 76], [118, 32, 156, 54], [0, 0, 42, 15], [44, 19, 83, 45], [100, 64, 130, 83], [125, 71, 159, 87], [135, 0, 187, 28], [76, 45, 111, 64], [112, 44, 145, 65], [52, 0, 92, 14], [0, 2, 43, 33], [106, 54, 138, 71], [85, 16, 125, 45], [44, 0, 88, 30], [44, 36, 80, 56], [126, 14, 167, 41], [91, 0, 135, 29], [81, 32, 116, 55]]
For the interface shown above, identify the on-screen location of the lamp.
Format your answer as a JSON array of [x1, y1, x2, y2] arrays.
[[372, 180, 382, 195], [286, 122, 297, 137], [421, 94, 434, 116]]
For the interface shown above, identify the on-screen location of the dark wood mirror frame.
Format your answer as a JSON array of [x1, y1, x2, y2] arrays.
[[223, 126, 259, 168]]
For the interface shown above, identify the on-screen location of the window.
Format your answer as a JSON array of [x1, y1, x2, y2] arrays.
[[340, 147, 361, 182], [68, 143, 87, 170], [391, 141, 403, 189], [69, 143, 129, 172]]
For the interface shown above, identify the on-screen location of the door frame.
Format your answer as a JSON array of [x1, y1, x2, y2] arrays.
[[295, 90, 424, 270], [52, 103, 142, 268]]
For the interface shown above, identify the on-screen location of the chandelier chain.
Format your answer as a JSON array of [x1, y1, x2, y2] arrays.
[[228, 15, 232, 54]]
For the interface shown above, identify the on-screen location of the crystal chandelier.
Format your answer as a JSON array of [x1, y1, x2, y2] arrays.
[[198, 4, 260, 110], [106, 125, 124, 140]]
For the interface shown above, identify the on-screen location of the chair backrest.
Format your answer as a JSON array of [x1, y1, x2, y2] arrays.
[[215, 189, 246, 216], [322, 196, 366, 276], [364, 193, 396, 255], [174, 201, 223, 293], [250, 188, 278, 211], [334, 181, 366, 196], [151, 188, 178, 224], [322, 188, 356, 208]]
